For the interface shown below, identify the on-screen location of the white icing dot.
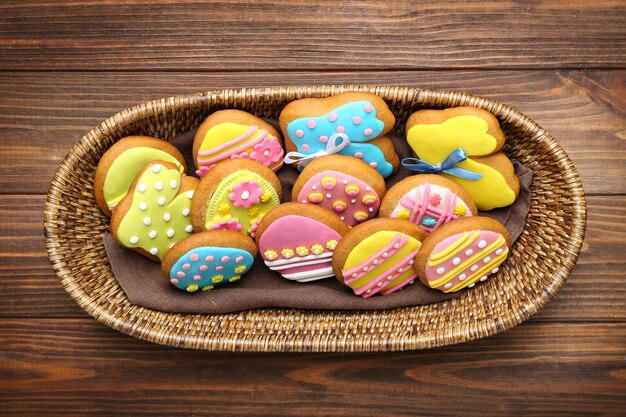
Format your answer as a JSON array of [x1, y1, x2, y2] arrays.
[[263, 150, 270, 157], [186, 191, 193, 198], [351, 199, 356, 204], [369, 208, 374, 212], [302, 200, 307, 203], [468, 283, 475, 288], [138, 184, 146, 192], [340, 216, 345, 220], [342, 179, 348, 184], [470, 265, 478, 272], [366, 289, 372, 294], [185, 225, 193, 233], [149, 248, 158, 255], [480, 276, 488, 282], [312, 185, 317, 190], [163, 213, 171, 221], [444, 283, 452, 289], [491, 267, 499, 274], [167, 229, 175, 238], [452, 257, 461, 265], [366, 187, 371, 191], [373, 260, 378, 265], [465, 249, 473, 256], [170, 179, 178, 189], [129, 236, 139, 244], [382, 252, 388, 258], [377, 282, 383, 287], [393, 243, 400, 249], [459, 273, 467, 281], [149, 230, 157, 239], [326, 193, 332, 199], [409, 260, 414, 265], [241, 190, 250, 200], [387, 275, 393, 280], [352, 273, 357, 278], [483, 256, 492, 263], [152, 164, 161, 173], [139, 202, 147, 211], [143, 217, 151, 226], [157, 197, 166, 206], [155, 181, 163, 190], [478, 240, 487, 249], [409, 280, 415, 285], [398, 268, 403, 273], [436, 267, 445, 275], [182, 208, 190, 216], [495, 248, 504, 255], [362, 266, 368, 272]]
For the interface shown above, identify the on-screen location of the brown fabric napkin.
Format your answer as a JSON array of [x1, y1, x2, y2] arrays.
[[103, 127, 533, 314]]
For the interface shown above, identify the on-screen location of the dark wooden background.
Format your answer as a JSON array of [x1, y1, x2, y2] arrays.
[[1, 1, 625, 415]]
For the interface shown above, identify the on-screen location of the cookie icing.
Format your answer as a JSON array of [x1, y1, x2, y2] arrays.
[[258, 215, 342, 282], [103, 147, 183, 210], [424, 230, 509, 292], [169, 246, 254, 292], [287, 101, 393, 177], [341, 231, 422, 297], [390, 182, 472, 233], [407, 115, 517, 210], [116, 163, 194, 260], [196, 123, 284, 176], [205, 170, 280, 236], [297, 170, 380, 227]]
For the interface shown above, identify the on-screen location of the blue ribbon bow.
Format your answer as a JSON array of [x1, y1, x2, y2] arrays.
[[401, 148, 484, 181]]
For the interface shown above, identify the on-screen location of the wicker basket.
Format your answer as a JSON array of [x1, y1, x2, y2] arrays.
[[44, 86, 586, 352]]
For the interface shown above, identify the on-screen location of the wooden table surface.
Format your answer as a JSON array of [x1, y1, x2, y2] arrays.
[[1, 1, 625, 415]]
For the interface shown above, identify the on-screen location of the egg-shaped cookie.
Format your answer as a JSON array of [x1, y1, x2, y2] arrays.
[[292, 154, 386, 227], [332, 218, 427, 297], [193, 109, 284, 177], [94, 136, 187, 216], [379, 174, 477, 234], [255, 203, 349, 283], [161, 231, 257, 292], [414, 217, 511, 293], [190, 159, 283, 237]]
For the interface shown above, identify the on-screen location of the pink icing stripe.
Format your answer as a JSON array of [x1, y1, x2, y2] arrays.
[[433, 189, 453, 230], [354, 247, 420, 297], [409, 181, 430, 224], [343, 234, 406, 283], [380, 273, 419, 296], [197, 128, 268, 165]]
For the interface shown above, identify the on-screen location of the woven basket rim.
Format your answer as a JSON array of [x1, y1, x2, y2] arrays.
[[44, 86, 587, 352]]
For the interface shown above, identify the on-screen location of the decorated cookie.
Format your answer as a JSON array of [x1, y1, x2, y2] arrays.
[[161, 231, 257, 292], [332, 218, 427, 297], [110, 160, 199, 261], [414, 217, 511, 293], [255, 203, 349, 283], [405, 107, 520, 210], [279, 91, 399, 178], [379, 174, 477, 234], [193, 109, 284, 177], [94, 136, 186, 216], [291, 154, 386, 227], [190, 159, 282, 237]]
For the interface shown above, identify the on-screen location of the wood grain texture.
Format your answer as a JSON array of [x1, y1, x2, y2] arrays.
[[1, 0, 625, 71], [1, 195, 624, 321], [0, 319, 624, 417], [0, 70, 623, 194]]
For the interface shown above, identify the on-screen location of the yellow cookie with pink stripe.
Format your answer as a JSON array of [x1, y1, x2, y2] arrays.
[[414, 217, 511, 293], [332, 218, 426, 298]]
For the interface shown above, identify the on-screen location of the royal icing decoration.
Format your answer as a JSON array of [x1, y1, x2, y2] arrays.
[[169, 246, 254, 292], [423, 230, 509, 292], [287, 101, 394, 177], [390, 182, 472, 233], [205, 170, 280, 237], [297, 170, 380, 227], [116, 163, 194, 260], [258, 215, 342, 282], [407, 115, 516, 210], [196, 123, 284, 177], [341, 231, 422, 297], [103, 148, 183, 210]]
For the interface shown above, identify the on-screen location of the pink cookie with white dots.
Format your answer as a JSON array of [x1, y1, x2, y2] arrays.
[[291, 154, 387, 227]]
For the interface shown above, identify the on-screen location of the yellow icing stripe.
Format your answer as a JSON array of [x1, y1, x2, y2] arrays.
[[446, 247, 509, 293], [428, 236, 506, 288], [428, 232, 479, 265]]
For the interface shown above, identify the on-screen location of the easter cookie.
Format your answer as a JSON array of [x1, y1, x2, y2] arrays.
[[190, 159, 282, 237], [332, 218, 427, 297], [291, 154, 386, 227], [279, 91, 399, 177], [405, 107, 520, 210], [255, 203, 349, 282], [110, 160, 199, 261], [94, 136, 186, 216], [161, 231, 257, 292], [414, 217, 511, 293], [193, 109, 284, 177], [379, 174, 477, 234]]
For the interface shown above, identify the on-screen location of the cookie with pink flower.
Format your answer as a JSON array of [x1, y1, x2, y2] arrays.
[[190, 159, 283, 237], [193, 109, 285, 178]]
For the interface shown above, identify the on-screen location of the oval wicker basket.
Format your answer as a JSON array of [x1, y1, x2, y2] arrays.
[[44, 86, 586, 352]]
